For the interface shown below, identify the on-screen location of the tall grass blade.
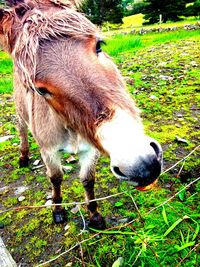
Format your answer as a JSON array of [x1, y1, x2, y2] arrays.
[[186, 229, 190, 244], [175, 241, 195, 252], [162, 206, 169, 225], [164, 215, 189, 237], [180, 230, 185, 243]]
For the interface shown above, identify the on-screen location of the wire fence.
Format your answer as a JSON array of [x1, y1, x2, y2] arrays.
[[35, 175, 200, 267], [0, 145, 199, 266]]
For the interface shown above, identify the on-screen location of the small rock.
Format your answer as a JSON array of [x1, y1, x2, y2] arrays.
[[33, 159, 41, 166], [177, 113, 183, 118], [64, 224, 70, 231], [181, 53, 188, 57], [190, 61, 198, 67], [150, 95, 158, 100], [66, 155, 77, 164], [71, 205, 80, 214], [45, 199, 53, 208], [46, 193, 52, 200], [14, 186, 28, 195], [0, 186, 9, 193], [158, 62, 167, 67], [18, 196, 26, 202], [175, 136, 188, 145], [63, 165, 73, 173], [159, 75, 173, 81], [12, 143, 18, 146], [32, 164, 44, 170]]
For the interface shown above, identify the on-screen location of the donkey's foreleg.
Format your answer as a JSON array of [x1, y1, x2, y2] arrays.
[[41, 149, 66, 224], [16, 116, 29, 167], [79, 147, 106, 230]]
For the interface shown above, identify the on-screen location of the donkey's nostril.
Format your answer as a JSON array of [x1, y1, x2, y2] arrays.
[[113, 166, 127, 177], [150, 141, 162, 160]]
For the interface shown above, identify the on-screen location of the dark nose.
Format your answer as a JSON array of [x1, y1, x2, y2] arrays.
[[113, 139, 162, 187], [134, 155, 161, 186], [131, 140, 162, 186]]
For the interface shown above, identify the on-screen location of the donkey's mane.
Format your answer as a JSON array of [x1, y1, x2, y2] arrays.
[[12, 0, 98, 89]]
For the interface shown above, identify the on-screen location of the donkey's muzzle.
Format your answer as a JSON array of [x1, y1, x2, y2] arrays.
[[111, 139, 162, 190], [130, 154, 162, 187]]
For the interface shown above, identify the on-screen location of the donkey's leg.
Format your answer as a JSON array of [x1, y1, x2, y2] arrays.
[[41, 148, 66, 224], [16, 116, 29, 168], [79, 147, 106, 230]]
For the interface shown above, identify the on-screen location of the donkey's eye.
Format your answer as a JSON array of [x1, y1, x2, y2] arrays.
[[96, 40, 106, 54], [36, 87, 50, 96]]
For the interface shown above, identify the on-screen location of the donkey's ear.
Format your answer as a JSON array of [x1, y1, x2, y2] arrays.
[[6, 0, 24, 7], [0, 9, 5, 22], [0, 9, 3, 20], [0, 9, 11, 34], [0, 9, 10, 23]]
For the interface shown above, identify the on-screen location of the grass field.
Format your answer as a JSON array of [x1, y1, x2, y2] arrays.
[[103, 13, 199, 33], [104, 29, 200, 57], [0, 52, 13, 93], [0, 25, 200, 266]]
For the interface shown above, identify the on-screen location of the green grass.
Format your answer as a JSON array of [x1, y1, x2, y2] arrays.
[[104, 29, 200, 57], [0, 51, 13, 93], [104, 34, 142, 57]]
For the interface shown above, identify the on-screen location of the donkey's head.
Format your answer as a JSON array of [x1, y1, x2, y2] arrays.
[[1, 0, 162, 190]]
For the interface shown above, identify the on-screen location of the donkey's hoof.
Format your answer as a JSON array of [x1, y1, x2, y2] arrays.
[[19, 156, 29, 168], [88, 212, 106, 230], [53, 209, 67, 224]]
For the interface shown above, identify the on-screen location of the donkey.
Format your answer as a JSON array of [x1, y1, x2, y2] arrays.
[[0, 0, 162, 229]]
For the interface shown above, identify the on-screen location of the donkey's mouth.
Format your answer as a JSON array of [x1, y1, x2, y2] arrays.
[[134, 179, 158, 191], [116, 175, 139, 187], [111, 166, 158, 190]]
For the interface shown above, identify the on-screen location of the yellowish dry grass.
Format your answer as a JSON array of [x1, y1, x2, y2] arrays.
[[122, 14, 144, 28]]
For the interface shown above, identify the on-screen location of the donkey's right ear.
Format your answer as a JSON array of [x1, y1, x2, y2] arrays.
[[0, 9, 12, 32], [0, 9, 7, 33], [0, 9, 5, 22], [0, 9, 10, 23]]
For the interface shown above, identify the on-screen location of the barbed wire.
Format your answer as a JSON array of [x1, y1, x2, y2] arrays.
[[0, 145, 199, 266], [0, 144, 199, 215], [162, 144, 199, 174], [36, 175, 200, 267]]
